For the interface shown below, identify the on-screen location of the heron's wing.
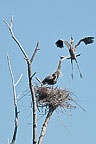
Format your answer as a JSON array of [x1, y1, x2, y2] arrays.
[[74, 37, 94, 51], [43, 75, 53, 81], [63, 40, 71, 49], [55, 39, 71, 49], [55, 39, 64, 48], [42, 75, 54, 84]]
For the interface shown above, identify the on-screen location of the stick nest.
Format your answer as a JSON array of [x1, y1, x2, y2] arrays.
[[35, 85, 76, 111]]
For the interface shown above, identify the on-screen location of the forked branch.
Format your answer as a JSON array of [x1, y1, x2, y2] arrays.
[[15, 74, 23, 87], [30, 42, 39, 63], [7, 54, 20, 144], [3, 16, 28, 60], [4, 16, 39, 144]]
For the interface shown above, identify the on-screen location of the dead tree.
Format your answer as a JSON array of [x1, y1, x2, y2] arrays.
[[7, 54, 23, 144], [3, 16, 84, 144], [3, 16, 39, 144]]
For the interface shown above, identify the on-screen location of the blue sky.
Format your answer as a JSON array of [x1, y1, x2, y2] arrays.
[[0, 0, 96, 144]]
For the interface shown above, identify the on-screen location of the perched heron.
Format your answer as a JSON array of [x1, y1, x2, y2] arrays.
[[42, 56, 68, 85], [56, 37, 94, 79]]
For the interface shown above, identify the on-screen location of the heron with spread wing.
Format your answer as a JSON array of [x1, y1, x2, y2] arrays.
[[56, 37, 94, 79], [42, 56, 68, 85]]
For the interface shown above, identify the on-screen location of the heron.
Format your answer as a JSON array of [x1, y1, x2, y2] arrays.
[[42, 56, 68, 85], [55, 37, 94, 79]]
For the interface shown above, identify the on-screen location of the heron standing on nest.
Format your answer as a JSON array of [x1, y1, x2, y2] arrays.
[[56, 36, 94, 79], [42, 56, 68, 85]]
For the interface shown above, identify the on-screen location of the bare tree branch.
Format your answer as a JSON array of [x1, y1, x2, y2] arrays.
[[28, 62, 37, 144], [30, 42, 39, 63], [16, 92, 22, 100], [15, 74, 23, 87], [3, 16, 28, 60], [35, 76, 43, 86], [4, 17, 39, 144], [38, 107, 55, 144], [31, 72, 37, 78], [7, 54, 19, 144], [10, 15, 13, 28]]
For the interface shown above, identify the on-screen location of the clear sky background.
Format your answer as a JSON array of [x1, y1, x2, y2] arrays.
[[0, 0, 96, 144]]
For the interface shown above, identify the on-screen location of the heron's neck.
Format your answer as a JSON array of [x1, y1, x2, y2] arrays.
[[71, 42, 74, 48], [57, 59, 63, 72]]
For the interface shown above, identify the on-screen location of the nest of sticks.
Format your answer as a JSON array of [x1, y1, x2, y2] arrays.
[[35, 85, 78, 112]]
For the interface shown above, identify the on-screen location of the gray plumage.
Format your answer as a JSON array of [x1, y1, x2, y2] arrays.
[[42, 56, 68, 85]]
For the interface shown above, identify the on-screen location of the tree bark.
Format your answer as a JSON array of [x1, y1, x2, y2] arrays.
[[38, 107, 54, 144]]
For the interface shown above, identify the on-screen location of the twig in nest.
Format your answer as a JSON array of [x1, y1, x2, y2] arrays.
[[35, 85, 85, 113], [35, 85, 73, 110]]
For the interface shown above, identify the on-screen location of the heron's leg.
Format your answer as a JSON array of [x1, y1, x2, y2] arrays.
[[71, 59, 74, 79], [75, 60, 83, 78]]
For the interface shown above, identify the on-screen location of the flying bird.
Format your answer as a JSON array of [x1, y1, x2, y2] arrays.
[[42, 56, 68, 85], [56, 37, 94, 79]]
